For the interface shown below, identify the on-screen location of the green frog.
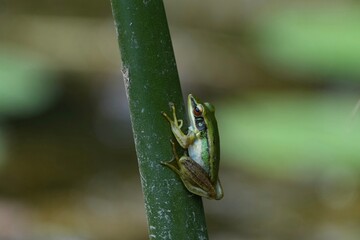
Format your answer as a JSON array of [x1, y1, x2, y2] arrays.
[[161, 94, 223, 200]]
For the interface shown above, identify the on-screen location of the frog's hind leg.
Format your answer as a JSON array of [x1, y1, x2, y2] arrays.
[[178, 157, 218, 199], [161, 140, 218, 199], [214, 179, 224, 200], [161, 140, 181, 175]]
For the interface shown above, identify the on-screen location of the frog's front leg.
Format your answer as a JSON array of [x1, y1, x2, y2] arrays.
[[161, 103, 195, 148]]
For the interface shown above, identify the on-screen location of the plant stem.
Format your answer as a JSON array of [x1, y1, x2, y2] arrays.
[[110, 1, 209, 239]]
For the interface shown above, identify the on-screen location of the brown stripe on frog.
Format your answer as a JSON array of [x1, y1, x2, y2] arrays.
[[182, 157, 216, 198]]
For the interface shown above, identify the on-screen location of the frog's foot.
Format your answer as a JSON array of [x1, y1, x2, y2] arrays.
[[161, 102, 182, 128], [169, 139, 179, 160], [177, 119, 183, 128], [161, 140, 180, 174], [161, 159, 181, 176], [161, 103, 193, 149]]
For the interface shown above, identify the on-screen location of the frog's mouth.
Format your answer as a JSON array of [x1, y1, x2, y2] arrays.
[[188, 94, 197, 109], [187, 94, 197, 127]]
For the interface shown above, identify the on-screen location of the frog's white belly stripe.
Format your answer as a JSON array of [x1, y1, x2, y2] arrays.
[[188, 138, 205, 169]]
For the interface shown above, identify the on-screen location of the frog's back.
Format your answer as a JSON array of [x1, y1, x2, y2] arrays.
[[204, 107, 220, 182]]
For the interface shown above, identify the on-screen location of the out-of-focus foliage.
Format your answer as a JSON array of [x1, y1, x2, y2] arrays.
[[219, 92, 360, 178], [1, 0, 360, 239], [0, 47, 59, 117], [255, 5, 360, 77]]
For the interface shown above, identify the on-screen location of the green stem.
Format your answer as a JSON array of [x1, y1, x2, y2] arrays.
[[110, 1, 209, 239]]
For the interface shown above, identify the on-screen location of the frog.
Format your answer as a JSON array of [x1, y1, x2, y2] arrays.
[[161, 94, 223, 200]]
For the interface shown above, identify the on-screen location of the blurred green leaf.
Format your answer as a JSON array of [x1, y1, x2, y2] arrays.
[[219, 92, 360, 178], [0, 47, 59, 117], [256, 6, 360, 77]]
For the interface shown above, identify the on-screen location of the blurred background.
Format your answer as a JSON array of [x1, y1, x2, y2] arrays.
[[1, 0, 360, 239]]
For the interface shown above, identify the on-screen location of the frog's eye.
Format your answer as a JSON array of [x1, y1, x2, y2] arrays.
[[193, 105, 203, 116]]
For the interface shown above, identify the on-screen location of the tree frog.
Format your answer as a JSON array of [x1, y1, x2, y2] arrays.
[[161, 94, 223, 200]]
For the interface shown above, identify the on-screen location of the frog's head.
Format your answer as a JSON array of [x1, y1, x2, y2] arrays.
[[188, 94, 215, 131]]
